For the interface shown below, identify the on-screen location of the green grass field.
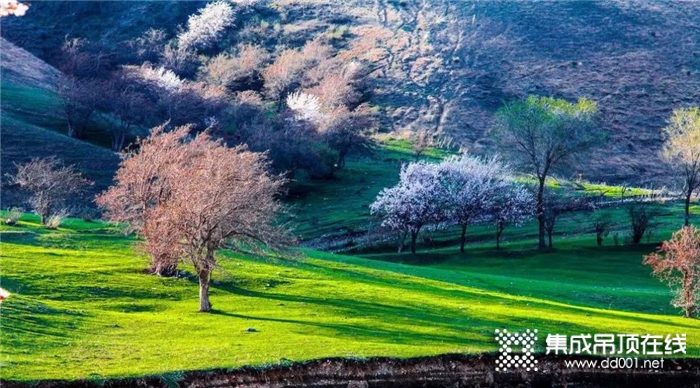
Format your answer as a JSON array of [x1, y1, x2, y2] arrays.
[[2, 212, 698, 382]]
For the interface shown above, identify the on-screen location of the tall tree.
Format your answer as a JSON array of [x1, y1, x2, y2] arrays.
[[662, 107, 700, 226], [98, 126, 290, 311], [494, 96, 600, 248]]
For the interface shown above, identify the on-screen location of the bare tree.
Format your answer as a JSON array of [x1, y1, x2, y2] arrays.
[[662, 107, 700, 226], [57, 77, 101, 139], [322, 111, 375, 171], [644, 225, 700, 318], [201, 45, 269, 91], [98, 72, 155, 152], [494, 96, 600, 248], [628, 200, 659, 245], [8, 157, 92, 225], [98, 126, 290, 311], [541, 191, 595, 248], [409, 130, 434, 160], [592, 211, 614, 246]]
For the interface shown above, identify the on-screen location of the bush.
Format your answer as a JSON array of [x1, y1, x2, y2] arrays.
[[4, 208, 22, 226], [45, 211, 68, 229]]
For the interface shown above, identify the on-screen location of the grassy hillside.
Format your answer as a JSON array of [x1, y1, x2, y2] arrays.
[[0, 38, 120, 209], [2, 214, 698, 381]]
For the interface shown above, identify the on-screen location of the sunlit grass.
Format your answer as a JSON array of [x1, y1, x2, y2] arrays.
[[1, 214, 698, 381]]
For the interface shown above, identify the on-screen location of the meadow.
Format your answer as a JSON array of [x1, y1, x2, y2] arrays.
[[1, 207, 698, 381]]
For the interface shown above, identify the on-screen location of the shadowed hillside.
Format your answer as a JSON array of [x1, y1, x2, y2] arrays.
[[0, 38, 119, 208]]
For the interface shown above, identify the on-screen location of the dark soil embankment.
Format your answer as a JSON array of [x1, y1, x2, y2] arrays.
[[3, 353, 699, 388]]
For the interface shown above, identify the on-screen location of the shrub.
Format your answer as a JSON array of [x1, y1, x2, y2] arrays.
[[4, 207, 22, 226], [45, 211, 68, 229]]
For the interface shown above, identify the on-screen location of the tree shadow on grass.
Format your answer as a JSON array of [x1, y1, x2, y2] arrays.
[[209, 309, 490, 348]]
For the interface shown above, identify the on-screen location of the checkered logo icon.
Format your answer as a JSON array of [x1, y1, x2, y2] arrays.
[[495, 329, 538, 372]]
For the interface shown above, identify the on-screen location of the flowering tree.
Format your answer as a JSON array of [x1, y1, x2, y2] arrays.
[[98, 126, 290, 311], [286, 91, 323, 122], [488, 184, 534, 249], [438, 154, 508, 253], [644, 226, 700, 318], [662, 108, 700, 226], [371, 162, 445, 254], [177, 1, 235, 52], [0, 0, 28, 17]]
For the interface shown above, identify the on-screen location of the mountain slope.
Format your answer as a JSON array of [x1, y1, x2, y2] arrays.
[[3, 1, 700, 185]]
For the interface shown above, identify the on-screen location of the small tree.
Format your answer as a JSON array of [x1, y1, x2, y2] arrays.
[[644, 226, 700, 318], [8, 157, 92, 225], [98, 126, 290, 311], [592, 211, 614, 246], [370, 162, 444, 254], [57, 77, 100, 139], [322, 111, 375, 171], [438, 154, 507, 253], [541, 191, 594, 248], [629, 200, 658, 244], [489, 184, 534, 250], [410, 130, 434, 160], [661, 108, 700, 226], [494, 96, 600, 248]]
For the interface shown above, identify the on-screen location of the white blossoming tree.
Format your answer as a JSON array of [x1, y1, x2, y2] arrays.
[[0, 0, 28, 17], [177, 1, 235, 52], [488, 184, 535, 249], [286, 91, 323, 123], [438, 154, 509, 253], [371, 161, 446, 254]]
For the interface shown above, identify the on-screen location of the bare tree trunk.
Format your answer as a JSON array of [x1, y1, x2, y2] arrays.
[[596, 233, 603, 246], [496, 221, 504, 250], [685, 192, 692, 227], [410, 231, 418, 254], [683, 275, 695, 318], [198, 270, 212, 312], [547, 230, 553, 248], [537, 177, 547, 249], [460, 224, 467, 253]]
